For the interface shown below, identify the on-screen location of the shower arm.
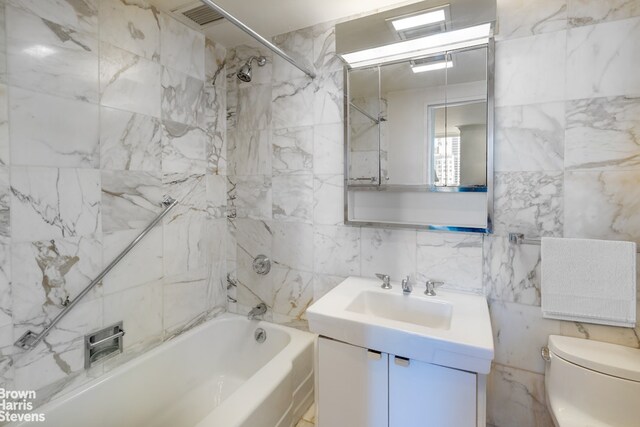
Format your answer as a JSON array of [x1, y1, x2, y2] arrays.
[[200, 0, 316, 79], [14, 197, 179, 350]]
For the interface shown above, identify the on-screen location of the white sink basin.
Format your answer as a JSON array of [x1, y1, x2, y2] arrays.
[[307, 276, 494, 374], [346, 290, 453, 330]]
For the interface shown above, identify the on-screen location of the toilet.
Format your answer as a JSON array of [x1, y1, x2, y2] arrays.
[[544, 335, 640, 427]]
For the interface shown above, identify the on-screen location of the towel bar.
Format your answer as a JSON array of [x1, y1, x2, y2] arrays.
[[508, 232, 639, 253]]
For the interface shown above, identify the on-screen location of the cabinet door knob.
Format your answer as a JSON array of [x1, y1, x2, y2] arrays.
[[367, 349, 382, 360], [394, 356, 410, 367]]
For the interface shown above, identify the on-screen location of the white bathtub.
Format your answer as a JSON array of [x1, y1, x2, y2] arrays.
[[9, 313, 315, 427]]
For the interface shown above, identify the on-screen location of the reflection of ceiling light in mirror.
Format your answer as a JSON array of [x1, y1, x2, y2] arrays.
[[341, 23, 491, 68], [391, 9, 446, 31], [412, 60, 453, 73], [23, 45, 56, 58]]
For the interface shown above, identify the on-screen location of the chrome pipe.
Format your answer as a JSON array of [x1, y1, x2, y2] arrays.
[[199, 0, 316, 79], [15, 197, 178, 350]]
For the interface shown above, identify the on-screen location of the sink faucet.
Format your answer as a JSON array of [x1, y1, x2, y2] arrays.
[[375, 273, 392, 289], [401, 276, 412, 294], [248, 302, 267, 320], [425, 280, 444, 296]]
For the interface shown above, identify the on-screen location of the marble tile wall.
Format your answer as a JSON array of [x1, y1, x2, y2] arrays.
[[226, 1, 640, 426], [0, 0, 227, 405]]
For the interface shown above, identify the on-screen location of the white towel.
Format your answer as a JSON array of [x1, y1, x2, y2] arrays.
[[541, 237, 637, 327]]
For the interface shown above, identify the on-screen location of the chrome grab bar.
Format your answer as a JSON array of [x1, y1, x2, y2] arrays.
[[87, 330, 125, 349], [14, 196, 179, 350]]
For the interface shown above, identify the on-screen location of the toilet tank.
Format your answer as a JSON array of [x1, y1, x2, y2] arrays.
[[545, 335, 640, 427]]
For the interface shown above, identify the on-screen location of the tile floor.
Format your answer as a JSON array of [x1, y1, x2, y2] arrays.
[[295, 403, 316, 427]]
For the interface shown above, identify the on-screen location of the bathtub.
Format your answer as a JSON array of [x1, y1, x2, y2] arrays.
[[8, 313, 315, 427]]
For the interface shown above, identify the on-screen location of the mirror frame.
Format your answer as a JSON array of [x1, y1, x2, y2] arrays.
[[343, 38, 495, 233]]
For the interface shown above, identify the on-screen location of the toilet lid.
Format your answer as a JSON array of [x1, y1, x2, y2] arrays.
[[549, 335, 640, 382]]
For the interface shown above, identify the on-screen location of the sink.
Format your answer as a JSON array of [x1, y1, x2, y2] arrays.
[[307, 276, 494, 374], [346, 290, 453, 330]]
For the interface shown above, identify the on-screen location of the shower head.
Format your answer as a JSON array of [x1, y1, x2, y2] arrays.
[[236, 56, 266, 82]]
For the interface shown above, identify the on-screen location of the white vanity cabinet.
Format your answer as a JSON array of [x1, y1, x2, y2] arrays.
[[317, 337, 479, 427]]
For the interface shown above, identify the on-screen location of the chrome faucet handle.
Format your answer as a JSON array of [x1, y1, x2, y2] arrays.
[[375, 273, 392, 289], [401, 276, 412, 294], [425, 280, 444, 296]]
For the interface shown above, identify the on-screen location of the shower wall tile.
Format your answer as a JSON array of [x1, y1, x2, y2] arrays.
[[494, 102, 565, 172], [487, 364, 554, 427], [564, 96, 640, 170], [416, 232, 484, 293], [272, 173, 313, 223], [205, 38, 227, 80], [11, 167, 101, 242], [206, 175, 227, 219], [236, 84, 272, 131], [360, 228, 417, 281], [272, 27, 315, 83], [312, 273, 346, 301], [272, 221, 314, 272], [11, 235, 103, 327], [228, 129, 272, 175], [493, 171, 564, 237], [567, 0, 640, 27], [162, 271, 209, 334], [0, 4, 5, 86], [7, 0, 98, 37], [313, 174, 343, 226], [161, 67, 205, 127], [163, 214, 209, 278], [483, 235, 542, 306], [313, 71, 343, 125], [313, 225, 360, 277], [0, 239, 10, 327], [272, 77, 315, 129], [163, 172, 207, 225], [272, 126, 313, 175], [160, 13, 204, 80], [10, 87, 99, 168], [100, 107, 162, 172], [98, 0, 160, 61], [496, 0, 567, 40], [103, 281, 162, 350], [495, 30, 566, 106], [0, 166, 8, 240], [565, 17, 640, 100], [101, 170, 163, 232], [489, 300, 561, 374], [312, 22, 342, 75], [228, 175, 272, 220], [6, 5, 99, 103], [0, 84, 7, 167], [102, 228, 163, 295], [270, 267, 313, 321], [100, 42, 161, 118], [161, 120, 208, 174], [313, 123, 343, 175], [12, 297, 103, 391], [564, 169, 640, 244]]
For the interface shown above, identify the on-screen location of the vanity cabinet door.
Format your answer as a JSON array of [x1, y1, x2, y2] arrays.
[[317, 337, 388, 427], [389, 356, 477, 427]]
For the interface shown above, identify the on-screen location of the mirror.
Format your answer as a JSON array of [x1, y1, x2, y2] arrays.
[[340, 0, 496, 232], [347, 45, 488, 190]]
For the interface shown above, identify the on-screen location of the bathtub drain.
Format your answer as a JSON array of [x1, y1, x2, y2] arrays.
[[255, 328, 267, 343]]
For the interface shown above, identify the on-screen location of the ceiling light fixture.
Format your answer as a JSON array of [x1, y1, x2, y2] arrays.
[[391, 9, 446, 31], [412, 60, 453, 73], [340, 23, 492, 69]]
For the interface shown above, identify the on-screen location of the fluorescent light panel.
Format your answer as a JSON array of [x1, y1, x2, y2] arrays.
[[341, 23, 491, 68], [412, 60, 453, 73], [391, 9, 446, 31]]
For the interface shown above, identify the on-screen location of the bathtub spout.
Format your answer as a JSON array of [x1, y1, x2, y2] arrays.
[[248, 303, 267, 320]]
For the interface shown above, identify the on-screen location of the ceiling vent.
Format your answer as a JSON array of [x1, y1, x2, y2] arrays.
[[170, 2, 225, 29]]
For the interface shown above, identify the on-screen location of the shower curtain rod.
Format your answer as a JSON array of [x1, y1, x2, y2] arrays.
[[200, 0, 317, 79]]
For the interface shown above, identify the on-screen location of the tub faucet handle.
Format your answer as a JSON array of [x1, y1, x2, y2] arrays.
[[376, 273, 392, 289]]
